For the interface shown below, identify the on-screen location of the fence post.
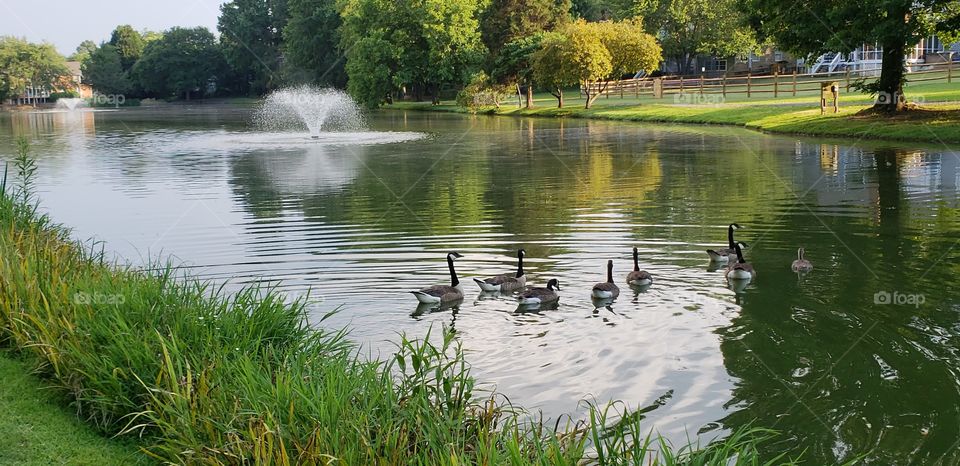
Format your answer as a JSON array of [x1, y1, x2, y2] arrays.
[[636, 79, 640, 98], [621, 80, 624, 99], [722, 74, 727, 98], [774, 71, 779, 98], [792, 70, 797, 96], [679, 76, 684, 93], [949, 57, 954, 83], [699, 74, 704, 95], [845, 70, 851, 92], [747, 73, 752, 98]]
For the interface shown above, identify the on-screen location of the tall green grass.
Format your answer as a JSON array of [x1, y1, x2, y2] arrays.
[[0, 140, 796, 464]]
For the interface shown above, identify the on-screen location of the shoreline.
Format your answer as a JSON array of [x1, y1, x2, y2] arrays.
[[387, 100, 960, 146]]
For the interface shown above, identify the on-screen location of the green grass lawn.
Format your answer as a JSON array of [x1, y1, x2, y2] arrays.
[[389, 79, 960, 144], [0, 352, 148, 465]]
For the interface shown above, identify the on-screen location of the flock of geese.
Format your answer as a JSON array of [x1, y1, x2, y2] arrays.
[[410, 224, 814, 308]]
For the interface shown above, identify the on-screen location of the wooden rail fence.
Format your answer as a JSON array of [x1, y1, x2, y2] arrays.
[[580, 60, 957, 101]]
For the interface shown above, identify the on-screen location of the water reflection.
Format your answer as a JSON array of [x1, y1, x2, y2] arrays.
[[1, 108, 958, 464]]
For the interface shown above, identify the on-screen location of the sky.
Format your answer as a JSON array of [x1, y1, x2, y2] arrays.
[[1, 0, 227, 55]]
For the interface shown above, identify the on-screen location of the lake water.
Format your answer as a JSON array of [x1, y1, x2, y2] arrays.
[[2, 105, 959, 464]]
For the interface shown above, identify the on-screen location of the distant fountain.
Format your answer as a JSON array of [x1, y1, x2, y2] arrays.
[[256, 86, 365, 138], [55, 98, 87, 111]]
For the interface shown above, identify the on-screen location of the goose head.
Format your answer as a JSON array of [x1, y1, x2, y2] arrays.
[[447, 251, 463, 261], [546, 278, 560, 291]]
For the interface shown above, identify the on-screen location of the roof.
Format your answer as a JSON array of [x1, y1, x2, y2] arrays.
[[65, 61, 82, 76]]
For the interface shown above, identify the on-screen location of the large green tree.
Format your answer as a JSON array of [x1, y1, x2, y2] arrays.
[[339, 0, 487, 107], [741, 0, 960, 112], [480, 0, 572, 53], [0, 37, 69, 103], [630, 0, 759, 75], [531, 31, 577, 107], [218, 0, 288, 95], [81, 44, 132, 95], [283, 0, 346, 87], [132, 27, 227, 100], [70, 40, 98, 64], [109, 25, 145, 71]]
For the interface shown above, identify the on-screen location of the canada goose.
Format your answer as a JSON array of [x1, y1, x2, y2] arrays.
[[725, 242, 756, 281], [791, 247, 813, 273], [592, 260, 620, 299], [411, 252, 465, 304], [707, 223, 746, 263], [626, 247, 653, 286], [518, 278, 560, 305], [474, 249, 527, 292]]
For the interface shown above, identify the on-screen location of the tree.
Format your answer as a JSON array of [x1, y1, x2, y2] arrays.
[[218, 0, 288, 95], [82, 44, 132, 95], [533, 20, 660, 109], [132, 27, 227, 100], [283, 0, 347, 87], [631, 0, 759, 75], [480, 0, 572, 53], [0, 37, 69, 103], [570, 0, 631, 20], [109, 25, 145, 71], [531, 32, 577, 107], [741, 0, 960, 112], [339, 0, 487, 107], [70, 40, 98, 63], [493, 33, 548, 108]]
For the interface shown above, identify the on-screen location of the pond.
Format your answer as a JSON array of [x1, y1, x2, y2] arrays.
[[2, 105, 959, 464]]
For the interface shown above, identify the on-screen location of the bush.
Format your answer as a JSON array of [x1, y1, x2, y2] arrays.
[[47, 90, 79, 102], [456, 72, 516, 112]]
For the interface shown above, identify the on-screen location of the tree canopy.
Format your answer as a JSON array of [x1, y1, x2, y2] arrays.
[[480, 0, 572, 53], [218, 0, 288, 95], [339, 0, 487, 107], [0, 37, 69, 102], [82, 44, 132, 96], [283, 0, 347, 87], [70, 40, 98, 64], [742, 0, 960, 111], [131, 27, 227, 100], [533, 20, 661, 108], [109, 25, 145, 71], [631, 0, 759, 74]]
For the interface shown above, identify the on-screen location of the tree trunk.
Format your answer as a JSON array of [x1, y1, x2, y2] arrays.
[[874, 39, 907, 112], [525, 83, 534, 109], [550, 88, 563, 108]]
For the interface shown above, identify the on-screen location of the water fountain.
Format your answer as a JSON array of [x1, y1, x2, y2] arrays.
[[135, 86, 422, 154], [55, 97, 87, 111], [255, 86, 365, 138]]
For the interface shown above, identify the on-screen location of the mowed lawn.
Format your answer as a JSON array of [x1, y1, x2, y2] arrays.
[[0, 352, 147, 465], [390, 80, 960, 143]]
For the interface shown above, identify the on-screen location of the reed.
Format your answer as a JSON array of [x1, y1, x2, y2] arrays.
[[0, 144, 794, 465]]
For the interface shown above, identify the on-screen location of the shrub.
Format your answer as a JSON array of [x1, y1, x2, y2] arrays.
[[456, 72, 516, 112]]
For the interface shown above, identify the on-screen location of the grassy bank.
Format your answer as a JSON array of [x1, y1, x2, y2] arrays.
[[388, 80, 960, 144], [0, 143, 792, 464], [0, 352, 146, 465]]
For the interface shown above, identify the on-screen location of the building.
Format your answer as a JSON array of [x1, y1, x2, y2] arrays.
[[805, 36, 958, 74], [7, 60, 93, 106]]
